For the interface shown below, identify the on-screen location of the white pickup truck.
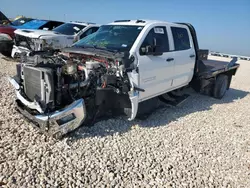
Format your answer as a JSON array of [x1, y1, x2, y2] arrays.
[[11, 21, 100, 58], [8, 19, 239, 138]]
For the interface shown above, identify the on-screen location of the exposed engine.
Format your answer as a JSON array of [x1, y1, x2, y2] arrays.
[[15, 51, 132, 121]]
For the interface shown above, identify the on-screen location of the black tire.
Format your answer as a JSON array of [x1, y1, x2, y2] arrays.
[[213, 74, 228, 99], [52, 131, 63, 140], [1, 50, 11, 57], [123, 107, 132, 117]]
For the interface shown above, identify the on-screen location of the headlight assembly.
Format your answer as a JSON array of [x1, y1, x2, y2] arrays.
[[0, 33, 12, 41]]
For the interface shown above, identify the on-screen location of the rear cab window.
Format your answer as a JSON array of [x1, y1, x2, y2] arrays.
[[170, 27, 191, 51], [52, 23, 86, 35], [39, 21, 64, 30], [79, 27, 99, 39]]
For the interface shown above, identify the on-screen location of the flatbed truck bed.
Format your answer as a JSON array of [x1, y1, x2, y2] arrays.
[[197, 57, 240, 78]]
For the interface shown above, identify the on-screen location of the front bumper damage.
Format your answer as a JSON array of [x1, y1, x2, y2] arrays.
[[8, 77, 87, 138], [11, 45, 32, 58]]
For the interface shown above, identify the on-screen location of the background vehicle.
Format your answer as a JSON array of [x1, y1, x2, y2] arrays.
[[0, 19, 64, 56], [11, 21, 99, 57], [8, 19, 239, 138], [10, 17, 34, 26], [0, 11, 11, 25], [0, 16, 35, 56]]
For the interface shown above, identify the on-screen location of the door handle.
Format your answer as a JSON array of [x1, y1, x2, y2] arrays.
[[166, 58, 174, 62], [190, 54, 195, 58]]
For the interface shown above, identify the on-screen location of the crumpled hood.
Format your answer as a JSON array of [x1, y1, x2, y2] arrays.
[[13, 29, 76, 51], [14, 29, 64, 38]]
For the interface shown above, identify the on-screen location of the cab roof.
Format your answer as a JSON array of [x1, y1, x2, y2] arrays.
[[69, 21, 98, 26], [107, 19, 175, 26]]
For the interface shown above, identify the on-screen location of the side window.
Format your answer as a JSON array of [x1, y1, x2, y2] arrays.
[[39, 22, 51, 30], [171, 27, 191, 51], [80, 27, 99, 39], [140, 26, 169, 54], [91, 27, 99, 33], [50, 21, 64, 29], [40, 21, 63, 30]]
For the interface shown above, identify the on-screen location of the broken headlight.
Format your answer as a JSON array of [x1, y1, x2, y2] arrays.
[[0, 33, 12, 41]]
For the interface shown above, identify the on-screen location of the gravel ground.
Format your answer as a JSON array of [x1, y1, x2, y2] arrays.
[[0, 54, 250, 188]]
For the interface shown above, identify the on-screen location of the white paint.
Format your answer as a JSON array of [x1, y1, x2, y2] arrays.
[[12, 22, 100, 57], [109, 20, 197, 119]]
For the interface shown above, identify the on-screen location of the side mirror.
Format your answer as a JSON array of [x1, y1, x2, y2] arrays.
[[140, 45, 152, 55], [152, 37, 163, 56], [140, 37, 163, 56], [145, 45, 154, 53]]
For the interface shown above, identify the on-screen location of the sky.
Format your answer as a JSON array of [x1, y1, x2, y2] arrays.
[[1, 0, 250, 56]]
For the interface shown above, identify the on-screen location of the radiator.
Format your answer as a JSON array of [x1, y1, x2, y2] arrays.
[[23, 66, 55, 105]]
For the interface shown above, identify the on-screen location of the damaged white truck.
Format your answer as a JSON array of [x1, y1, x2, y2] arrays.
[[8, 19, 240, 138], [11, 21, 99, 58]]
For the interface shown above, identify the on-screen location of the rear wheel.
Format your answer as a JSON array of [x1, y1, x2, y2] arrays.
[[213, 74, 228, 99], [52, 131, 63, 139]]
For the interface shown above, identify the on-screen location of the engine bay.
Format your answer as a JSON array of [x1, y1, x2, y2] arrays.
[[15, 50, 134, 122]]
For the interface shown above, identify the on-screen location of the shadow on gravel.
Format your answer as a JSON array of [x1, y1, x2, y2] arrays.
[[0, 54, 17, 62], [68, 88, 249, 140]]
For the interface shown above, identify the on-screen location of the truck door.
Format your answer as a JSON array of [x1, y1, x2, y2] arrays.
[[137, 25, 175, 101], [170, 26, 196, 87]]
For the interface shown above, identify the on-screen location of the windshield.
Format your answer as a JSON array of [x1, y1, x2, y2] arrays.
[[73, 25, 144, 51], [16, 20, 48, 29], [11, 18, 33, 26], [52, 23, 85, 35]]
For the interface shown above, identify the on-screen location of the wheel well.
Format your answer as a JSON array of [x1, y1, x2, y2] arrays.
[[191, 70, 235, 96]]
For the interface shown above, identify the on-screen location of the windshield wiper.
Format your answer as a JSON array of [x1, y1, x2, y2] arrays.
[[75, 44, 119, 53], [92, 45, 119, 53]]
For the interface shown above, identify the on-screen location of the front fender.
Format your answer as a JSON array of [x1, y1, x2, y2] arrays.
[[128, 93, 139, 121], [127, 71, 140, 121]]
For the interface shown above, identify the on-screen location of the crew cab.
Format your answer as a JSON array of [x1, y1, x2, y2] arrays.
[[11, 21, 99, 58], [8, 19, 239, 138]]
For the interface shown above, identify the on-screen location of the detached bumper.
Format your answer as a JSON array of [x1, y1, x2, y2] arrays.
[[8, 77, 87, 138]]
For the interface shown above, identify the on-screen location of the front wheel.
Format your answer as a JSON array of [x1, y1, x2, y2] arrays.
[[213, 74, 229, 99], [1, 50, 11, 57]]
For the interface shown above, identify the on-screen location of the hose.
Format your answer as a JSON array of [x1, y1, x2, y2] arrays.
[[68, 74, 81, 101]]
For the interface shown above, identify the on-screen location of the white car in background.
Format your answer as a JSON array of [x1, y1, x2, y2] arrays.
[[11, 21, 100, 57]]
